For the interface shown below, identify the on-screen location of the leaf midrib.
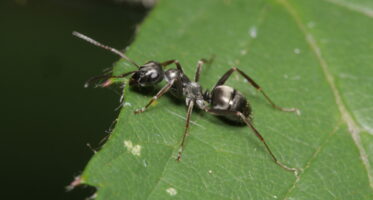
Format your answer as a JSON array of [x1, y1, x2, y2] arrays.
[[323, 0, 373, 18], [275, 0, 373, 195]]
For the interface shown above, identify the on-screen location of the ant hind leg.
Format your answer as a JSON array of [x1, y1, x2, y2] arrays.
[[214, 67, 300, 115], [204, 108, 298, 175]]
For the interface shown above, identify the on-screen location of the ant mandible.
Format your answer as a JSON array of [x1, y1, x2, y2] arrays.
[[73, 31, 300, 174]]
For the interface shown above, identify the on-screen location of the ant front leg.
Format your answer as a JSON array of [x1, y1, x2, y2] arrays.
[[204, 108, 298, 174], [160, 60, 184, 73], [134, 79, 175, 114], [216, 67, 300, 115], [84, 70, 137, 88]]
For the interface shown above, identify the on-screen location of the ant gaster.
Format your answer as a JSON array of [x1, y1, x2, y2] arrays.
[[73, 31, 300, 174]]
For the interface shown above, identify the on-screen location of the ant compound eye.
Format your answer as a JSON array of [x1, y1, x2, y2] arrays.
[[145, 68, 159, 79]]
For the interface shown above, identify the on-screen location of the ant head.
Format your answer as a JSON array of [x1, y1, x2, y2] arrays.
[[73, 32, 168, 88], [129, 61, 164, 87]]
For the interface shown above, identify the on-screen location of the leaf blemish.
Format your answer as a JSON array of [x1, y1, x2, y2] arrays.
[[307, 21, 315, 28], [123, 102, 132, 107], [124, 140, 133, 149], [291, 75, 301, 80], [124, 140, 142, 156], [166, 187, 177, 196], [339, 73, 358, 80], [293, 48, 301, 54], [143, 160, 148, 168], [249, 26, 257, 38], [132, 145, 142, 156], [283, 74, 301, 81]]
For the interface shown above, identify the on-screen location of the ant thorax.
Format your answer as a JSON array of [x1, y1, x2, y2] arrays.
[[183, 82, 206, 109], [164, 69, 187, 98]]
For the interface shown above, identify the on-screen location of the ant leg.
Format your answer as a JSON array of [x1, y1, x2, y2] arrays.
[[177, 100, 195, 161], [84, 74, 112, 88], [160, 60, 177, 67], [85, 70, 137, 88], [134, 79, 175, 114], [215, 67, 300, 114], [160, 60, 184, 73], [195, 55, 215, 82], [237, 112, 298, 174], [204, 108, 298, 174], [194, 59, 208, 82]]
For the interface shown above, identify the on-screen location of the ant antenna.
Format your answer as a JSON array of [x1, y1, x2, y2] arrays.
[[72, 31, 140, 68]]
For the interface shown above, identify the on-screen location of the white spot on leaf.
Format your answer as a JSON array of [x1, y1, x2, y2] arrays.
[[249, 26, 257, 38], [294, 48, 301, 54], [283, 74, 301, 80], [339, 73, 358, 80], [124, 140, 142, 156], [123, 102, 132, 107], [124, 140, 133, 149], [291, 75, 301, 80], [307, 21, 316, 28], [143, 160, 148, 168], [166, 187, 177, 196], [131, 145, 142, 156]]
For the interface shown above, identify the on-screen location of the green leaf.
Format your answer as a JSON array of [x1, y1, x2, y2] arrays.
[[79, 0, 373, 199]]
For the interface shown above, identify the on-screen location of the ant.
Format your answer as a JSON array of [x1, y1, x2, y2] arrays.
[[73, 31, 300, 174]]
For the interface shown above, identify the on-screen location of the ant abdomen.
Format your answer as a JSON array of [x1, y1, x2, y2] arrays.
[[210, 85, 252, 121]]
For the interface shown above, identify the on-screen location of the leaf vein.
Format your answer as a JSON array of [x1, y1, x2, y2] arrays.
[[322, 0, 373, 18], [281, 122, 343, 199], [277, 0, 373, 190]]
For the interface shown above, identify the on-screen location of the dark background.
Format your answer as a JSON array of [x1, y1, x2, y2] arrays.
[[1, 0, 149, 199]]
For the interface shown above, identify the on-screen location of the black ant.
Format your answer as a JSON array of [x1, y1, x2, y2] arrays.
[[73, 31, 300, 174]]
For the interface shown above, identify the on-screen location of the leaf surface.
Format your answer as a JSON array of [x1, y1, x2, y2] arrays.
[[81, 0, 373, 199]]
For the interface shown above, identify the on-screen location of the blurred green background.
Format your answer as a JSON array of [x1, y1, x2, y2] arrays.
[[0, 0, 148, 199]]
